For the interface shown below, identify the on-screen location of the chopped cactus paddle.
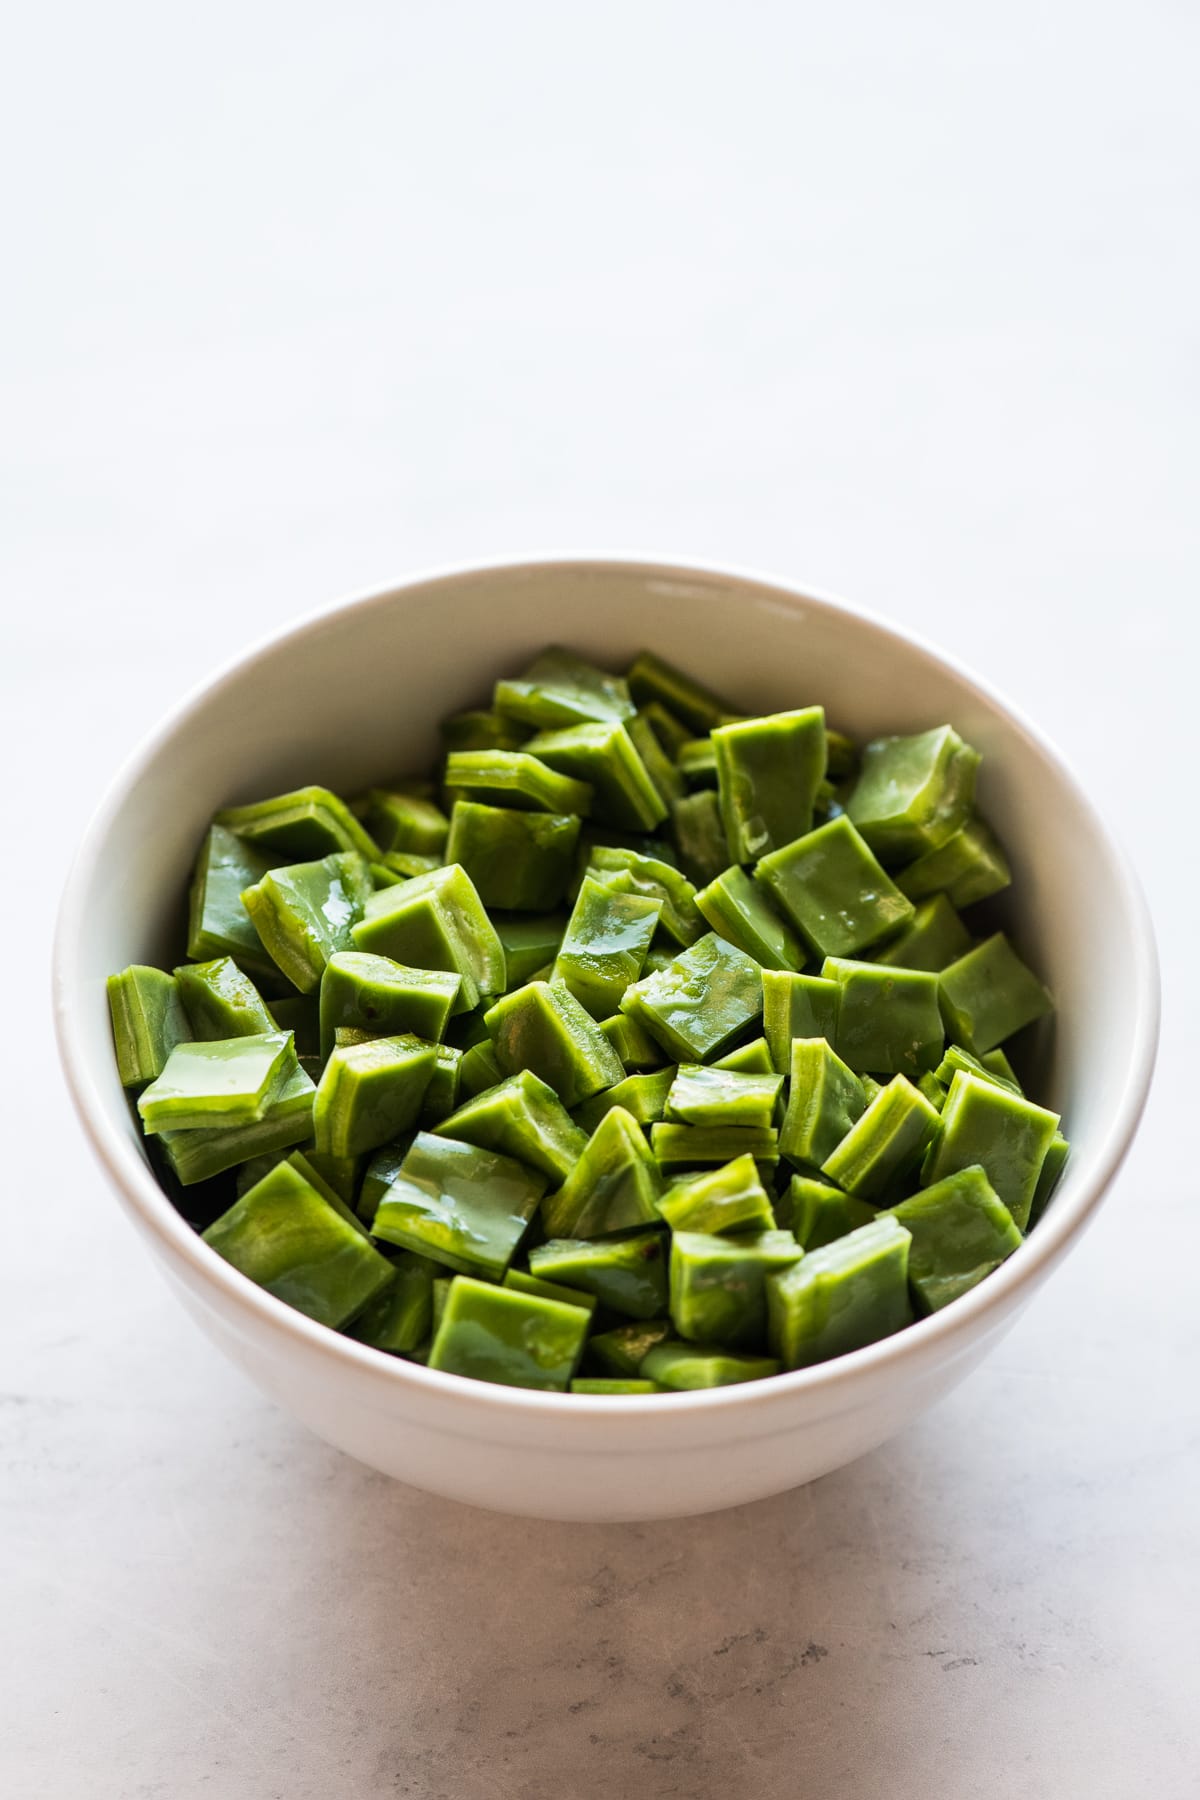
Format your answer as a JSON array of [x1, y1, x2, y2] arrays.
[[109, 644, 1063, 1396]]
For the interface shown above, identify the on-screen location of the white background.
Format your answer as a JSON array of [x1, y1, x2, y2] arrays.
[[3, 3, 1197, 1795]]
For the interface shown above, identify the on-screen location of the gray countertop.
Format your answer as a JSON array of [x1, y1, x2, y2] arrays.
[[4, 3, 1196, 1793]]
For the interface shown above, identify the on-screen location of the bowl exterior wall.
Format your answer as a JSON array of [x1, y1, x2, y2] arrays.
[[164, 1257, 1022, 1521], [139, 1159, 1025, 1520]]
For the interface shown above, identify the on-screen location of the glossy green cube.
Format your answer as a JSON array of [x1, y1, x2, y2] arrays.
[[569, 1378, 665, 1395], [755, 816, 914, 959], [657, 1154, 776, 1235], [573, 1067, 676, 1133], [107, 965, 192, 1088], [458, 1040, 503, 1099], [713, 706, 827, 862], [713, 1037, 776, 1074], [366, 855, 429, 891], [241, 852, 373, 994], [156, 1062, 316, 1186], [346, 1251, 438, 1351], [651, 1123, 779, 1172], [334, 1017, 398, 1060], [619, 932, 763, 1064], [888, 1165, 1021, 1311], [676, 737, 718, 787], [485, 979, 623, 1108], [361, 788, 450, 855], [313, 1033, 437, 1158], [336, 1019, 408, 1047], [670, 1227, 803, 1349], [821, 1074, 943, 1200], [434, 1067, 588, 1182], [203, 1160, 395, 1328], [642, 945, 677, 976], [598, 1010, 668, 1070], [670, 789, 729, 886], [290, 1148, 363, 1216], [923, 1071, 1060, 1232], [528, 1230, 668, 1319], [626, 650, 732, 735], [767, 1214, 913, 1369], [639, 699, 693, 759], [845, 726, 979, 863], [430, 1275, 453, 1335], [695, 865, 805, 972], [446, 801, 580, 912], [552, 873, 662, 1016], [897, 814, 1011, 908], [494, 647, 636, 729], [441, 706, 531, 754], [938, 932, 1054, 1053], [357, 1139, 411, 1226], [541, 1106, 663, 1238], [761, 970, 841, 1073], [368, 857, 415, 889], [784, 1175, 876, 1250], [1027, 1131, 1070, 1229], [586, 1316, 673, 1377], [503, 1268, 598, 1314], [138, 1031, 295, 1134], [935, 1042, 1023, 1095], [351, 863, 506, 1009], [524, 722, 667, 831], [319, 950, 461, 1058], [917, 1070, 948, 1112], [822, 956, 944, 1077], [421, 1044, 463, 1124], [233, 1146, 361, 1227], [779, 1038, 867, 1167], [380, 851, 442, 880], [216, 785, 379, 863], [428, 1276, 588, 1390], [371, 1131, 546, 1278], [874, 893, 973, 972], [640, 1340, 780, 1389], [665, 1064, 782, 1129], [583, 845, 703, 945], [335, 1023, 401, 1056], [629, 712, 686, 807], [980, 1048, 1022, 1089], [173, 956, 274, 1041], [187, 824, 280, 981]]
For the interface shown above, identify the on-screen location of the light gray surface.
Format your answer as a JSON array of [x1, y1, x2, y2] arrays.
[[3, 3, 1196, 1794]]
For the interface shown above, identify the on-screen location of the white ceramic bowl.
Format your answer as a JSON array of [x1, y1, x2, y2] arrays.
[[54, 559, 1159, 1521]]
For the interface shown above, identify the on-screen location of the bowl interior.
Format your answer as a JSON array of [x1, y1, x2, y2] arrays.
[[64, 560, 1149, 1300]]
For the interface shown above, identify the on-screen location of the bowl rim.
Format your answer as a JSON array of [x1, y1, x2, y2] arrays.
[[53, 553, 1160, 1420]]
